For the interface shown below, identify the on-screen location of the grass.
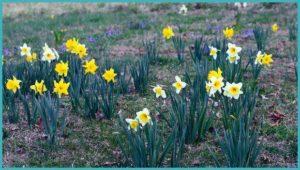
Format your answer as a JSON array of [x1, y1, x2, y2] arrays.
[[2, 3, 297, 167]]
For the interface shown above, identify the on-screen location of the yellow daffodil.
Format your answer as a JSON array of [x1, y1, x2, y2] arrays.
[[223, 27, 234, 40], [153, 85, 166, 98], [223, 82, 243, 99], [55, 61, 69, 77], [162, 26, 174, 40], [179, 4, 188, 15], [209, 46, 218, 60], [172, 76, 187, 94], [42, 43, 59, 63], [30, 80, 47, 95], [65, 38, 79, 53], [83, 59, 98, 75], [102, 68, 117, 83], [208, 68, 222, 81], [261, 53, 273, 67], [271, 23, 279, 32], [136, 108, 151, 126], [125, 118, 139, 131], [53, 79, 70, 98], [254, 51, 264, 65], [6, 76, 21, 93], [206, 77, 224, 97], [26, 52, 37, 63], [74, 43, 88, 59], [20, 43, 31, 56]]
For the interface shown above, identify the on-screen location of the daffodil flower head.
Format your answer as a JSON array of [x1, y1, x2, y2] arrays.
[[55, 60, 69, 77], [223, 82, 243, 99], [162, 26, 175, 40], [223, 27, 234, 40], [207, 77, 224, 97], [125, 118, 139, 131], [6, 76, 22, 93], [153, 85, 166, 98], [208, 68, 222, 81], [42, 43, 59, 63], [179, 4, 188, 15], [65, 38, 79, 53], [255, 51, 264, 65], [53, 78, 70, 98], [83, 59, 98, 75], [102, 68, 117, 83], [209, 46, 218, 60], [30, 80, 47, 95], [74, 43, 88, 59], [226, 43, 242, 57], [20, 43, 31, 56], [261, 53, 273, 67], [172, 76, 187, 94], [26, 52, 37, 63], [136, 108, 152, 126], [272, 23, 279, 32]]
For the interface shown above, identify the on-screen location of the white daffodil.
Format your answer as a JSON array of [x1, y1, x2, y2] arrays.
[[42, 43, 59, 63], [153, 85, 166, 98], [255, 51, 264, 65], [223, 82, 243, 99], [172, 76, 187, 94], [209, 46, 218, 60], [125, 118, 139, 131], [226, 43, 242, 58], [136, 108, 151, 126], [20, 43, 31, 56], [179, 4, 188, 15], [207, 77, 224, 97]]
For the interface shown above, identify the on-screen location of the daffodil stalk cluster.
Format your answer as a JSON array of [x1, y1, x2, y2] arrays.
[[130, 55, 150, 94]]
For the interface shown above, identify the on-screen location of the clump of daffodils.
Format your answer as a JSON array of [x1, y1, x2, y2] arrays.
[[30, 80, 47, 95], [53, 79, 70, 98], [65, 38, 88, 59], [223, 82, 243, 99], [6, 76, 22, 93], [223, 27, 234, 40], [125, 108, 152, 131], [271, 23, 279, 32], [206, 68, 224, 97], [226, 43, 242, 64], [20, 43, 37, 63], [102, 68, 117, 83], [42, 43, 59, 63], [162, 26, 175, 40], [172, 76, 187, 94], [55, 61, 69, 77], [83, 59, 98, 75], [26, 52, 37, 63], [153, 85, 166, 99], [255, 51, 273, 67]]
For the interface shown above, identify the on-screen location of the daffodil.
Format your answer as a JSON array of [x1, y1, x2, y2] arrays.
[[261, 53, 273, 67], [65, 38, 79, 53], [83, 59, 98, 74], [102, 68, 117, 83], [42, 43, 59, 63], [6, 76, 21, 93], [179, 4, 187, 15], [153, 85, 166, 98], [172, 76, 187, 94], [53, 79, 70, 98], [25, 52, 37, 63], [30, 80, 47, 95], [207, 77, 224, 97], [208, 68, 222, 81], [227, 55, 240, 64], [223, 82, 243, 99], [20, 43, 31, 56], [254, 51, 264, 65], [272, 23, 279, 32], [209, 46, 218, 60], [136, 108, 151, 126], [223, 27, 234, 40], [125, 118, 139, 131], [162, 26, 174, 40], [226, 43, 242, 57], [55, 61, 69, 77], [74, 43, 88, 59]]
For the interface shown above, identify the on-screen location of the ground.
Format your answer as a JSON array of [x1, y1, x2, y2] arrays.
[[2, 3, 297, 167]]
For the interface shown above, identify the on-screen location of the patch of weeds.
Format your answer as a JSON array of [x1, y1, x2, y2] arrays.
[[262, 124, 296, 141]]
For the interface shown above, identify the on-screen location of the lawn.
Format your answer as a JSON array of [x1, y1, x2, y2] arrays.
[[2, 3, 297, 167]]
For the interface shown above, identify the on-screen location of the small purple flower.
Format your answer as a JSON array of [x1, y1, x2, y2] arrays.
[[213, 25, 223, 32], [105, 26, 121, 37], [3, 48, 11, 56], [87, 36, 96, 43], [240, 29, 254, 38], [59, 44, 66, 53]]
